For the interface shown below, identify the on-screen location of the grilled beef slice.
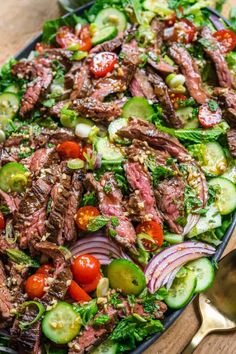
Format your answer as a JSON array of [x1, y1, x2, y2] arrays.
[[0, 260, 14, 328], [90, 31, 125, 54], [23, 148, 60, 176], [85, 173, 136, 249], [169, 43, 208, 104], [227, 129, 236, 158], [155, 177, 186, 234], [0, 189, 20, 214], [213, 87, 236, 127], [148, 68, 183, 128], [129, 68, 155, 100], [124, 161, 163, 224], [35, 241, 72, 303], [71, 97, 121, 123], [200, 27, 234, 88], [70, 63, 92, 100]]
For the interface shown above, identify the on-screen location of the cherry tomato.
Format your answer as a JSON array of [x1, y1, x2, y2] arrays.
[[79, 25, 92, 52], [57, 141, 83, 159], [68, 280, 92, 302], [213, 29, 236, 53], [25, 273, 46, 299], [198, 102, 222, 128], [75, 206, 100, 231], [80, 273, 102, 293], [173, 19, 196, 44], [136, 221, 163, 248], [71, 254, 101, 284], [170, 93, 187, 110], [0, 211, 5, 230], [36, 264, 53, 276], [90, 52, 118, 79], [56, 26, 77, 48]]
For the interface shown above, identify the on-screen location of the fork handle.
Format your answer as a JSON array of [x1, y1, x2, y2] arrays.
[[182, 324, 209, 354]]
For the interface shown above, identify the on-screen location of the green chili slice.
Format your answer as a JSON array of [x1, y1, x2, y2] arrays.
[[19, 301, 45, 330]]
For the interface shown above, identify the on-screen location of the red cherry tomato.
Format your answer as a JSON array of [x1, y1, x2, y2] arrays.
[[36, 264, 53, 276], [170, 93, 187, 110], [0, 211, 5, 230], [57, 141, 83, 159], [25, 274, 47, 299], [68, 280, 92, 302], [75, 206, 100, 231], [56, 26, 77, 48], [213, 29, 236, 53], [198, 102, 222, 128], [71, 254, 101, 284], [90, 52, 118, 79], [79, 25, 92, 52], [80, 273, 102, 293], [173, 19, 196, 44], [136, 221, 164, 248]]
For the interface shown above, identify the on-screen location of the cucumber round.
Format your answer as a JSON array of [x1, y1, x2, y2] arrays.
[[0, 92, 20, 119], [96, 137, 123, 162], [94, 8, 127, 32], [143, 0, 174, 16], [165, 269, 197, 309], [42, 302, 81, 344], [208, 177, 236, 215], [186, 258, 215, 293], [108, 118, 129, 144], [122, 97, 154, 121], [176, 107, 198, 129], [201, 142, 227, 176], [107, 259, 146, 295], [92, 26, 118, 46], [164, 233, 184, 244], [91, 339, 118, 354], [222, 164, 236, 184], [0, 162, 28, 193]]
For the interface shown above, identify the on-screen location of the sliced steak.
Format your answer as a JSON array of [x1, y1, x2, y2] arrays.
[[0, 190, 20, 214], [65, 61, 82, 89], [71, 97, 121, 123], [148, 68, 183, 128], [155, 177, 185, 233], [227, 129, 236, 158], [23, 148, 59, 176], [85, 173, 136, 249], [130, 68, 155, 100], [213, 87, 236, 127], [11, 304, 41, 354], [35, 241, 72, 304], [200, 27, 233, 88], [70, 63, 92, 100], [118, 117, 189, 161], [33, 127, 79, 147], [0, 260, 14, 328], [169, 43, 208, 104], [151, 18, 165, 52], [124, 161, 162, 223], [90, 32, 125, 54]]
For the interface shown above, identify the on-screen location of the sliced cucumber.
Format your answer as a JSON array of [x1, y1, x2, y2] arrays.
[[164, 233, 184, 244], [165, 269, 197, 309], [188, 205, 222, 238], [208, 177, 236, 215], [107, 259, 146, 295], [201, 142, 227, 176], [186, 258, 215, 293], [94, 8, 127, 32], [176, 107, 198, 129], [96, 137, 123, 162], [91, 339, 118, 354], [108, 118, 129, 144], [143, 0, 174, 16], [222, 164, 236, 184], [0, 93, 20, 119], [122, 97, 154, 121], [92, 26, 118, 46]]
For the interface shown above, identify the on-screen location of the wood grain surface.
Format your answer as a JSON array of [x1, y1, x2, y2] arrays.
[[0, 1, 236, 353]]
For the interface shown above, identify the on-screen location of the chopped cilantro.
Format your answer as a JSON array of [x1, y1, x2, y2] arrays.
[[109, 228, 117, 238], [103, 184, 112, 194], [111, 216, 119, 227], [87, 215, 110, 232], [207, 100, 218, 112], [93, 314, 110, 326], [80, 191, 96, 207]]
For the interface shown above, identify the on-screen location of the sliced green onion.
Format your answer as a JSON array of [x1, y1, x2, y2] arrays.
[[67, 158, 85, 170], [19, 301, 45, 330], [166, 74, 185, 88], [5, 220, 17, 244], [71, 51, 88, 61]]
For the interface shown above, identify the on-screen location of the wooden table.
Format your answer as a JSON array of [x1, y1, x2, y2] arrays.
[[0, 1, 236, 353]]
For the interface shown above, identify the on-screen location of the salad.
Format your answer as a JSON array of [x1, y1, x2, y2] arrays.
[[0, 0, 236, 353]]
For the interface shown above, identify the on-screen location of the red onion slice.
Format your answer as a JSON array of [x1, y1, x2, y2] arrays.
[[70, 233, 130, 265], [165, 266, 181, 290]]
